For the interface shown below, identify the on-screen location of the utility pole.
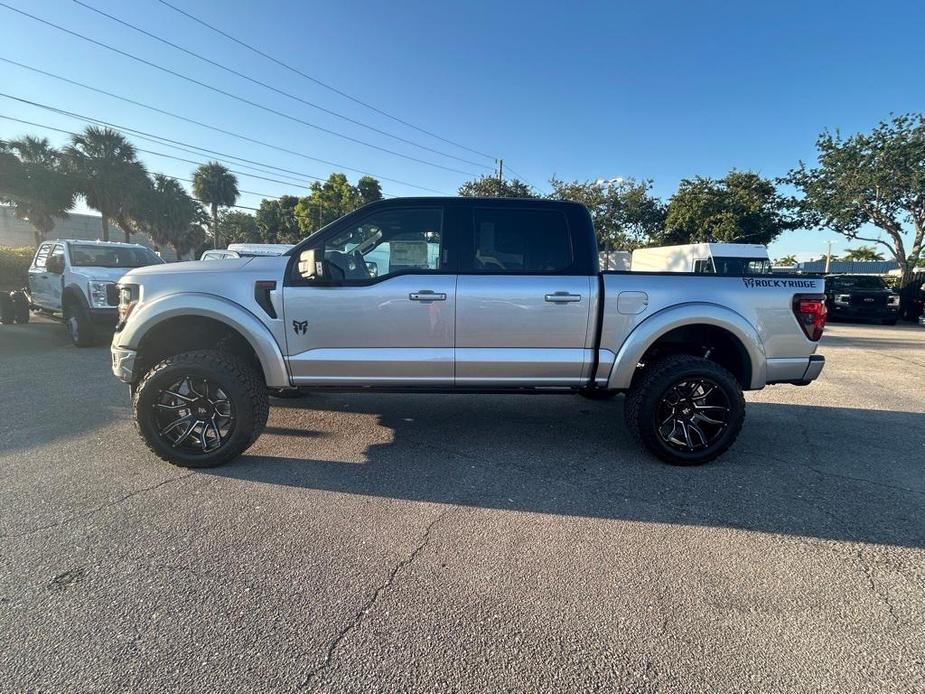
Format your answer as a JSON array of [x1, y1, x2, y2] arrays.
[[824, 239, 833, 273], [497, 159, 503, 197]]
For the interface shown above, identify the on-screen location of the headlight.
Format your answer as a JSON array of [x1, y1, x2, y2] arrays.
[[834, 294, 851, 305], [887, 294, 900, 307], [88, 281, 111, 308], [117, 283, 140, 326]]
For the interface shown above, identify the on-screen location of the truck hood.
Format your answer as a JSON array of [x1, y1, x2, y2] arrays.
[[121, 258, 253, 281], [72, 266, 139, 283]]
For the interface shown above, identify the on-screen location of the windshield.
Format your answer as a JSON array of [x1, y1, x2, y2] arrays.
[[70, 245, 164, 268], [712, 257, 772, 275], [826, 275, 888, 290]]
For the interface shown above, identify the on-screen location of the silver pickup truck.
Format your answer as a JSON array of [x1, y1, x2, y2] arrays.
[[110, 197, 826, 468]]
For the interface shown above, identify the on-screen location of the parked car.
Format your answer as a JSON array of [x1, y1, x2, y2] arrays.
[[110, 197, 827, 469], [823, 274, 900, 325], [26, 240, 164, 346], [899, 272, 925, 321], [200, 243, 293, 260], [631, 243, 772, 275]]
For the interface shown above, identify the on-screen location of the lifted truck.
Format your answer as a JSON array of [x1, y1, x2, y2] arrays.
[[111, 197, 826, 467]]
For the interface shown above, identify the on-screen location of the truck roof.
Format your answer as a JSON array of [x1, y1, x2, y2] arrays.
[[50, 239, 150, 249]]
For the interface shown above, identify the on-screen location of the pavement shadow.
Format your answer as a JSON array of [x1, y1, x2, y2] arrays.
[[209, 394, 925, 549]]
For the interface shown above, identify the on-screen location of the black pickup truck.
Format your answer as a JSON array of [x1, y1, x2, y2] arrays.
[[824, 274, 900, 325]]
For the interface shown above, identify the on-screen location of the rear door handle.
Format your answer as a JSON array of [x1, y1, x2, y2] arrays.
[[409, 290, 447, 302], [545, 292, 582, 303]]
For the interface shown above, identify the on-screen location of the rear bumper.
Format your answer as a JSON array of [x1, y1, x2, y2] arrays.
[[766, 354, 825, 386]]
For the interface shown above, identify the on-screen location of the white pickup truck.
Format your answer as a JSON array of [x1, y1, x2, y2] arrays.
[[110, 198, 827, 467], [26, 239, 164, 346]]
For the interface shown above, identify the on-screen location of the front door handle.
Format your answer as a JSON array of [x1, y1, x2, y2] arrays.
[[545, 292, 582, 303], [409, 290, 447, 302]]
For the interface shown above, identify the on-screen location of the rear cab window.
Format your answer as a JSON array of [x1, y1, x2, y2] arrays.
[[465, 207, 574, 274], [32, 242, 53, 269]]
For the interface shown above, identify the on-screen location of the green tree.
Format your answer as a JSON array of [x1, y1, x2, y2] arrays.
[[356, 176, 383, 206], [662, 171, 796, 246], [786, 114, 925, 285], [64, 126, 147, 242], [774, 254, 798, 266], [458, 175, 537, 198], [294, 173, 382, 234], [0, 137, 76, 247], [256, 196, 301, 243], [218, 210, 260, 245], [842, 246, 885, 261], [548, 177, 665, 252], [192, 161, 239, 249]]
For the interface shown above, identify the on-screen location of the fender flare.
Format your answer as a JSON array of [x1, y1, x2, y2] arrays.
[[117, 293, 290, 387], [606, 302, 767, 390]]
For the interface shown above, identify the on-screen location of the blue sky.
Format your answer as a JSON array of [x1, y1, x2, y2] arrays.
[[1, 0, 922, 261]]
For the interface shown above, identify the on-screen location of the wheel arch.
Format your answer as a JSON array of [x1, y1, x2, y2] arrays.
[[118, 294, 290, 388], [606, 303, 767, 391]]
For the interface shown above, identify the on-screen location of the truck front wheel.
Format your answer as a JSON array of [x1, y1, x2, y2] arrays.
[[63, 302, 96, 347], [133, 349, 269, 468], [624, 355, 745, 465]]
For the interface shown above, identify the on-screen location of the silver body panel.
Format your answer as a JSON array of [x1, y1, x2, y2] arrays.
[[112, 256, 824, 392], [284, 274, 457, 386], [455, 275, 593, 386]]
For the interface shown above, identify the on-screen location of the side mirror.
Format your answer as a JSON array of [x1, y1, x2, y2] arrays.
[[297, 248, 325, 280], [46, 256, 64, 274], [365, 261, 379, 278]]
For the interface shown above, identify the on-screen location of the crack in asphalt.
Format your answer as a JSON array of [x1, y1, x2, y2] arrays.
[[855, 547, 902, 628], [299, 506, 455, 689], [0, 472, 196, 540]]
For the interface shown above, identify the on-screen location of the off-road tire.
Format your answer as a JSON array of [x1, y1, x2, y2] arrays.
[[133, 349, 269, 468], [63, 301, 96, 347], [0, 293, 13, 325], [624, 354, 745, 465], [9, 291, 30, 323]]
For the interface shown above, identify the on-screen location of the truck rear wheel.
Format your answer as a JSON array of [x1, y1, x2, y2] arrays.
[[624, 355, 745, 465], [132, 349, 269, 468]]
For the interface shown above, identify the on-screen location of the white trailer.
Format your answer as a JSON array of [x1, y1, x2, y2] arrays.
[[631, 243, 771, 275]]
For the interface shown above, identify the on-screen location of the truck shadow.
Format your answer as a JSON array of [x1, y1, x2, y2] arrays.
[[209, 394, 925, 549]]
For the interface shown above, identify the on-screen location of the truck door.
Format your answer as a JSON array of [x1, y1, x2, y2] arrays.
[[282, 205, 456, 386], [28, 242, 55, 309], [455, 206, 594, 387]]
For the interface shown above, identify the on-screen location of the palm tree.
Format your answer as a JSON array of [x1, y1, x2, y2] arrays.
[[65, 126, 146, 242], [0, 137, 76, 246], [775, 254, 798, 266], [842, 246, 885, 262], [192, 162, 238, 249]]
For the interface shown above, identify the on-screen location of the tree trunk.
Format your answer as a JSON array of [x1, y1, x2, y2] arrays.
[[100, 214, 110, 242], [33, 229, 44, 248], [124, 227, 131, 243], [212, 203, 220, 249]]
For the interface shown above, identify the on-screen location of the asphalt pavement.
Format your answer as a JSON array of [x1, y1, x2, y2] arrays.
[[1, 317, 923, 692]]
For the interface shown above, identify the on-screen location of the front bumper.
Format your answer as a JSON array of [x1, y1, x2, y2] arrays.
[[829, 304, 898, 320], [89, 306, 119, 327], [111, 345, 137, 383]]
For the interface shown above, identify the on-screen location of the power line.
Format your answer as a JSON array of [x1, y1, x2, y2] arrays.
[[0, 2, 481, 177], [72, 0, 490, 170], [156, 0, 497, 163], [0, 113, 283, 201], [0, 78, 453, 194]]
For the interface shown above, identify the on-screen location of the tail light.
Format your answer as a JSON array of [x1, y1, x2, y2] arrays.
[[792, 293, 827, 341]]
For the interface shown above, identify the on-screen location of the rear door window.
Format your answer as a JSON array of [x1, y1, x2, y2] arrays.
[[468, 208, 573, 273]]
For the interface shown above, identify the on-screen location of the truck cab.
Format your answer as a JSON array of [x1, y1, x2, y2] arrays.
[[28, 239, 164, 346]]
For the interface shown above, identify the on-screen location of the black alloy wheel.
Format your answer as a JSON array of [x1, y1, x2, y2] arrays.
[[153, 375, 236, 454], [654, 377, 730, 453]]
